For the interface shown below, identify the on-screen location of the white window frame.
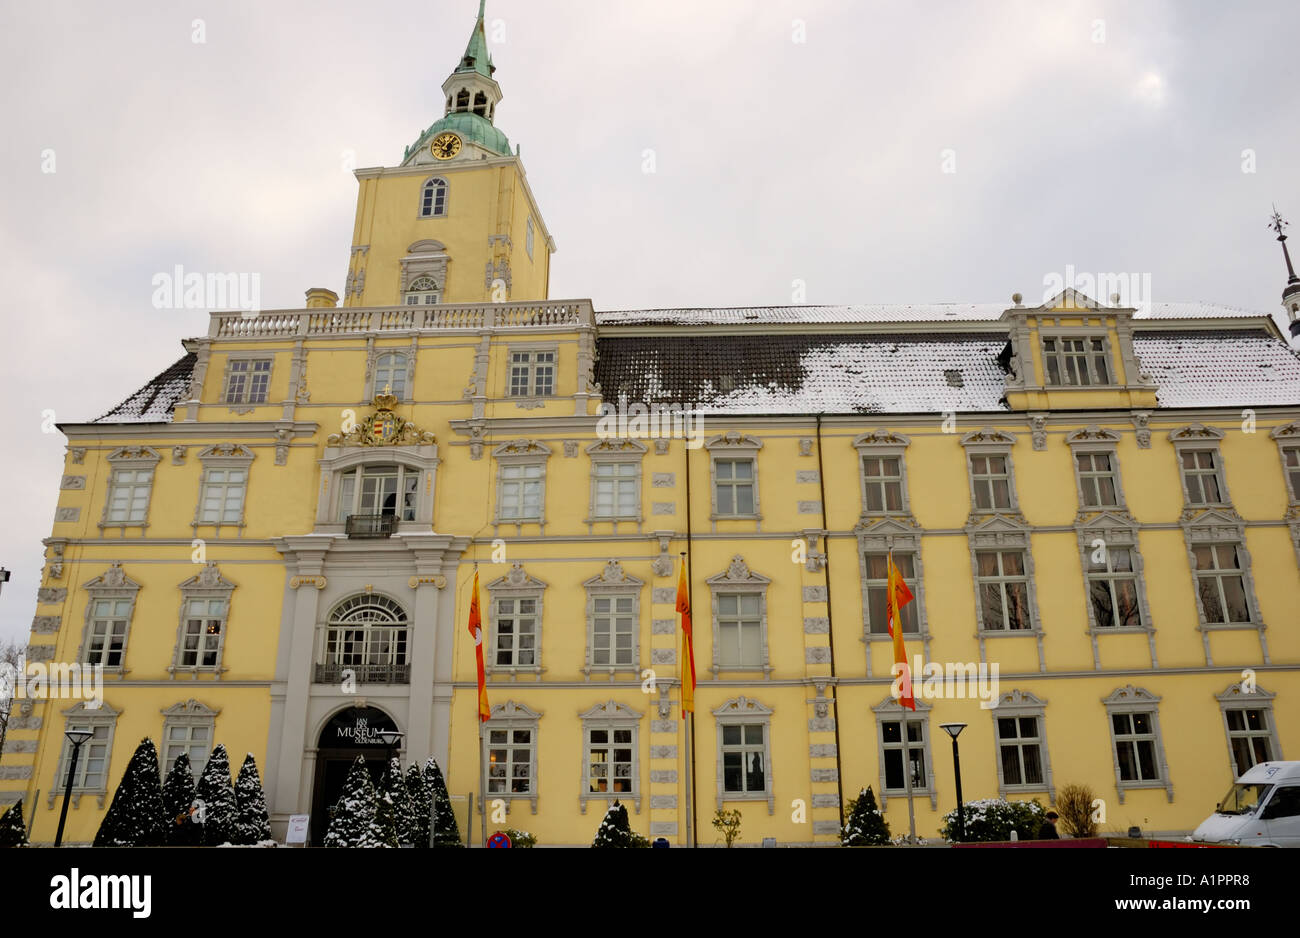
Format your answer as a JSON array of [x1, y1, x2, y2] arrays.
[[861, 551, 921, 638], [1169, 425, 1231, 508], [1268, 422, 1300, 503], [705, 555, 772, 676], [316, 593, 411, 685], [586, 438, 646, 526], [712, 696, 775, 815], [485, 564, 547, 675], [336, 464, 422, 523], [419, 176, 449, 218], [506, 346, 557, 399], [49, 701, 120, 810], [705, 432, 763, 524], [1102, 685, 1173, 803], [314, 446, 439, 534], [871, 695, 937, 809], [160, 698, 219, 779], [221, 355, 273, 407], [960, 429, 1019, 514], [988, 690, 1055, 799], [1216, 681, 1282, 779], [493, 440, 550, 530], [1065, 427, 1126, 510], [482, 700, 542, 814], [1040, 334, 1113, 386], [171, 563, 235, 674], [973, 547, 1033, 632], [403, 276, 441, 306], [77, 564, 140, 673], [582, 560, 643, 677], [194, 443, 254, 530], [373, 351, 412, 398], [853, 430, 912, 517], [579, 699, 642, 813], [100, 447, 161, 530]]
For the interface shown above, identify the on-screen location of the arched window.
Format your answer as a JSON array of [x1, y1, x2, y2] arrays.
[[404, 275, 440, 306], [320, 595, 409, 684], [420, 177, 448, 218], [374, 352, 408, 399], [473, 91, 488, 116], [456, 88, 470, 111], [337, 464, 419, 523]]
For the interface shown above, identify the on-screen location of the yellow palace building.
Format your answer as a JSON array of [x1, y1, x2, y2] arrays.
[[4, 2, 1300, 846]]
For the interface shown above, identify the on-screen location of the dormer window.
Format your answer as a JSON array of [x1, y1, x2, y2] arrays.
[[404, 276, 440, 306], [1042, 337, 1111, 386], [420, 177, 448, 218]]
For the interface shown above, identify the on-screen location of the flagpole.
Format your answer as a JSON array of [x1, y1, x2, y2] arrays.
[[478, 719, 487, 847], [680, 551, 696, 849], [901, 699, 917, 844]]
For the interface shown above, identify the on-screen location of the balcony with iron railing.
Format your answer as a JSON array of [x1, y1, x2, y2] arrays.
[[208, 299, 595, 339], [345, 514, 398, 538], [313, 662, 411, 685]]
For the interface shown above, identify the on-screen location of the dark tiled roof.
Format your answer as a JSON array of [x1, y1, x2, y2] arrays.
[[93, 352, 196, 423], [594, 333, 1012, 415], [1132, 330, 1300, 408]]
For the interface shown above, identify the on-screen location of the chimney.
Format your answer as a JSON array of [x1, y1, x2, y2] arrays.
[[305, 288, 339, 309]]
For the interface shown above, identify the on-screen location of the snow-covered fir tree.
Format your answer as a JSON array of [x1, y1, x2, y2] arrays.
[[232, 753, 272, 845], [324, 756, 377, 848], [0, 799, 28, 847], [93, 738, 168, 847], [841, 786, 891, 846], [367, 758, 402, 848], [405, 764, 431, 847], [161, 752, 201, 846], [193, 743, 238, 846], [423, 756, 462, 847], [592, 800, 634, 847]]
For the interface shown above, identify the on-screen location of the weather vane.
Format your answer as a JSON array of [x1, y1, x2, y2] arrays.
[[1269, 206, 1289, 238]]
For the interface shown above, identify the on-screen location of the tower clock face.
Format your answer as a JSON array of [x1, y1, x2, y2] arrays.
[[431, 132, 462, 160]]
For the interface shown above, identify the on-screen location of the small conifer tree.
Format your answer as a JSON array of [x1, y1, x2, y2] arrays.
[[841, 787, 892, 846], [161, 753, 201, 846], [423, 757, 462, 847], [404, 764, 431, 847], [232, 754, 272, 845], [323, 756, 377, 848], [592, 800, 634, 847], [93, 738, 168, 847], [0, 800, 28, 847], [193, 743, 238, 846]]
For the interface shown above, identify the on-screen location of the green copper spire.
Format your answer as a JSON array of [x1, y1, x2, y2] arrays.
[[456, 0, 495, 78]]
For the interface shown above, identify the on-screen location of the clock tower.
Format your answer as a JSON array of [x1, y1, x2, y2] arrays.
[[343, 0, 554, 307]]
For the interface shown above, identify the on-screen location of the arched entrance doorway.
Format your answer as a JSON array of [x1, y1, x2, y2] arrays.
[[310, 705, 400, 844]]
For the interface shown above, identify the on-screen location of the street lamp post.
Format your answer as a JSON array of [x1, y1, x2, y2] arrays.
[[376, 729, 404, 767], [54, 729, 94, 847], [939, 723, 967, 844]]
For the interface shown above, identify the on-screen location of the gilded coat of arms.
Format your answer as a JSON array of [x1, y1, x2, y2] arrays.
[[326, 389, 436, 447]]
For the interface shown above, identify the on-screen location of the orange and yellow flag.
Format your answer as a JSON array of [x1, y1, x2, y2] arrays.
[[886, 551, 917, 711], [468, 569, 490, 722], [676, 561, 696, 717]]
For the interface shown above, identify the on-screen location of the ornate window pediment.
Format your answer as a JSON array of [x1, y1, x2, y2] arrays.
[[1103, 684, 1160, 708], [959, 428, 1016, 447], [487, 563, 548, 593], [582, 560, 643, 590], [1169, 423, 1225, 442], [1066, 426, 1122, 445], [705, 555, 771, 589], [712, 696, 774, 718]]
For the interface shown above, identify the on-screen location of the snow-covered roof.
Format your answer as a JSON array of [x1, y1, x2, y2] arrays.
[[595, 333, 1010, 414], [92, 353, 195, 424], [1132, 331, 1300, 408], [596, 301, 1268, 326]]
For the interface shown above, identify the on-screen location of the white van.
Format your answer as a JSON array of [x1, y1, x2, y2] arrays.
[[1191, 761, 1300, 847]]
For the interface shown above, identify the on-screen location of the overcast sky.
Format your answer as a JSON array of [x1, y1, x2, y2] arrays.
[[1, 0, 1297, 645]]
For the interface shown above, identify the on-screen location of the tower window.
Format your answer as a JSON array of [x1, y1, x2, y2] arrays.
[[456, 88, 470, 111], [404, 276, 440, 306], [473, 91, 488, 116], [420, 177, 448, 218]]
